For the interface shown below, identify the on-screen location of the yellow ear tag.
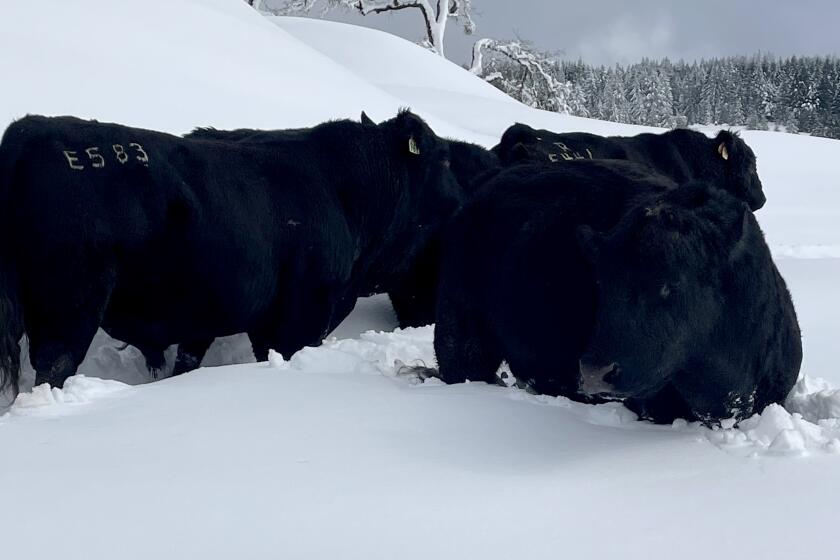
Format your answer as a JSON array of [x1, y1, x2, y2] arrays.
[[408, 136, 420, 155]]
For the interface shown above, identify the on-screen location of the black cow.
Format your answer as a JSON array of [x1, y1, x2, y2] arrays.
[[576, 183, 800, 423], [432, 161, 800, 424], [0, 110, 462, 392], [187, 113, 500, 330], [492, 122, 767, 211], [386, 136, 499, 328]]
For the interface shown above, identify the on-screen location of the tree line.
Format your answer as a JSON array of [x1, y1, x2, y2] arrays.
[[251, 2, 839, 139], [478, 51, 840, 139]]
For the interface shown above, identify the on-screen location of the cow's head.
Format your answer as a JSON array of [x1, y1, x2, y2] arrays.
[[382, 110, 461, 204], [576, 182, 749, 400], [714, 130, 766, 211], [492, 123, 554, 165], [367, 110, 463, 274]]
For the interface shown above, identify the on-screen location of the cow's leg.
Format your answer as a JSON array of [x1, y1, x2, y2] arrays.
[[672, 368, 753, 426], [137, 348, 167, 379], [624, 383, 694, 424], [506, 354, 581, 399], [434, 294, 502, 385], [250, 285, 343, 362], [389, 280, 438, 329], [28, 270, 115, 389], [388, 245, 441, 328], [172, 338, 214, 376], [325, 294, 358, 335]]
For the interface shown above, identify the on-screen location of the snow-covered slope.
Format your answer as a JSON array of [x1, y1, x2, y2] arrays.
[[1, 1, 839, 558]]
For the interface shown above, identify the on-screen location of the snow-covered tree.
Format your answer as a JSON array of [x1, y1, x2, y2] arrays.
[[598, 66, 631, 123], [648, 68, 675, 127], [469, 39, 586, 115], [627, 71, 645, 125], [258, 0, 475, 58]]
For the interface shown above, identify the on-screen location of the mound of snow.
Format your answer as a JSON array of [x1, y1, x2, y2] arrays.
[[786, 376, 840, 421], [269, 327, 840, 457], [270, 326, 437, 375], [5, 375, 130, 418], [703, 404, 840, 457]]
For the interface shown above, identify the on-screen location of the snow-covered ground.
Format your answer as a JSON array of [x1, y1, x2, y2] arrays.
[[1, 1, 839, 558]]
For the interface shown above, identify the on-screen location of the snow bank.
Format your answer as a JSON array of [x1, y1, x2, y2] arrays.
[[1, 2, 840, 557], [270, 327, 437, 376], [268, 326, 840, 458], [0, 0, 403, 134], [786, 376, 840, 421], [4, 375, 130, 418], [703, 404, 840, 457]]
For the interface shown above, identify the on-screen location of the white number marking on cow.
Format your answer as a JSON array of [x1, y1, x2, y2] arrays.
[[112, 144, 129, 164], [85, 147, 105, 168], [553, 141, 590, 160], [129, 143, 150, 165], [63, 150, 84, 170]]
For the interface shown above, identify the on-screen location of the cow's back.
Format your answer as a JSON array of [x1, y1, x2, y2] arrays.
[[3, 116, 350, 346], [443, 161, 675, 313]]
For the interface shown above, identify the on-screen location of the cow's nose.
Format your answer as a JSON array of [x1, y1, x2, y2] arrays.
[[578, 361, 619, 396]]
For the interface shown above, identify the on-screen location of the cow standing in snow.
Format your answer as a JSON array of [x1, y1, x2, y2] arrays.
[[0, 111, 462, 391], [385, 122, 768, 332], [432, 161, 801, 424], [492, 123, 767, 211], [187, 112, 500, 330]]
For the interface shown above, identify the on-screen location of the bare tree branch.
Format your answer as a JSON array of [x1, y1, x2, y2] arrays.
[[470, 38, 587, 115], [254, 0, 474, 57]]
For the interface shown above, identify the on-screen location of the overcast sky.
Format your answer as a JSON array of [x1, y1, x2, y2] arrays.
[[267, 0, 840, 66]]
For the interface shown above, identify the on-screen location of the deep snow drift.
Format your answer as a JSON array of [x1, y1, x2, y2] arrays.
[[1, 1, 840, 558]]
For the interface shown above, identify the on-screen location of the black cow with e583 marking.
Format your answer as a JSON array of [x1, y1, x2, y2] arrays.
[[0, 111, 462, 392]]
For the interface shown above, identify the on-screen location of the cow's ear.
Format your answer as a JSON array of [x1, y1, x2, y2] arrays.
[[576, 225, 605, 263], [395, 110, 431, 157], [360, 111, 376, 126], [715, 130, 739, 163]]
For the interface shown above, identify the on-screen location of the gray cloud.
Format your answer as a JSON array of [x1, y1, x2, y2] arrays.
[[266, 0, 840, 65]]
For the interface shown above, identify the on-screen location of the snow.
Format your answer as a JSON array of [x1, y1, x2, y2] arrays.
[[8, 375, 131, 415], [2, 0, 840, 558]]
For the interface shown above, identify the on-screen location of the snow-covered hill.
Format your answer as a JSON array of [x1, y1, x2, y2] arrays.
[[1, 1, 839, 558]]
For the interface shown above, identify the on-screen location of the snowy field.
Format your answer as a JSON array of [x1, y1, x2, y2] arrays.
[[1, 1, 839, 558]]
